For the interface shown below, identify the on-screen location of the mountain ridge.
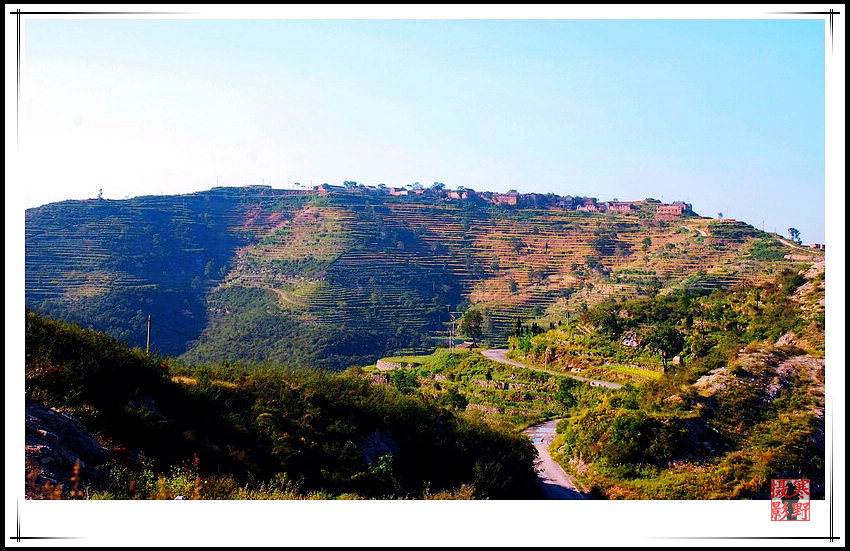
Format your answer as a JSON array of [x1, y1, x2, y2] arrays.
[[25, 185, 822, 370]]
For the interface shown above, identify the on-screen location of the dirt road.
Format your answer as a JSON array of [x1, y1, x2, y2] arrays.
[[681, 224, 707, 237], [481, 349, 622, 389], [523, 419, 586, 499]]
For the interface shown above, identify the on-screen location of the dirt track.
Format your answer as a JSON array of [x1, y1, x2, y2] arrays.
[[523, 419, 587, 499], [481, 349, 622, 389]]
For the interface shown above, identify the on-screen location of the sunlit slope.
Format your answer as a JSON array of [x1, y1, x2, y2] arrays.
[[25, 188, 821, 369]]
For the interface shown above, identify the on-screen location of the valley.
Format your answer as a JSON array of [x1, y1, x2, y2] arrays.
[[23, 185, 826, 501]]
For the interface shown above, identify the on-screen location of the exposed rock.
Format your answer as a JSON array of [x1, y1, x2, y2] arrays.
[[359, 429, 399, 465], [465, 403, 500, 414], [376, 360, 403, 371], [693, 367, 730, 397], [775, 332, 797, 347], [367, 374, 390, 386], [25, 402, 110, 496], [472, 379, 511, 390], [621, 331, 641, 347], [803, 260, 825, 280]]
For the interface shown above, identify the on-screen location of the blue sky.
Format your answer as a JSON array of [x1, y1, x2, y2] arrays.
[[22, 18, 826, 242]]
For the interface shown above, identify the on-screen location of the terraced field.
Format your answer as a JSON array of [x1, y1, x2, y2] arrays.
[[25, 187, 822, 368]]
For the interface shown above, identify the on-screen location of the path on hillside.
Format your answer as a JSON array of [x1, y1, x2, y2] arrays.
[[681, 224, 707, 237], [523, 419, 587, 499], [481, 349, 623, 389], [268, 287, 308, 308], [777, 237, 809, 250]]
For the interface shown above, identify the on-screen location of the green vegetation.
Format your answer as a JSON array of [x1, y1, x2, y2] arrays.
[[25, 311, 539, 500], [362, 349, 607, 432], [26, 187, 822, 371], [706, 219, 761, 242], [459, 308, 484, 345], [510, 262, 825, 499], [748, 237, 787, 261], [644, 324, 685, 373], [787, 227, 802, 245]]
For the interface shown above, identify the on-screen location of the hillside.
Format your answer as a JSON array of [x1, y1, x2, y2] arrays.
[[511, 259, 826, 499], [358, 257, 825, 500], [25, 186, 823, 370], [24, 311, 538, 499]]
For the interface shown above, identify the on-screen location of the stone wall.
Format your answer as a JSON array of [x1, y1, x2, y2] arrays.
[[376, 360, 404, 371]]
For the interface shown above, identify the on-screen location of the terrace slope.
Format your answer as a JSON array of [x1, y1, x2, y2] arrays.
[[25, 187, 822, 369]]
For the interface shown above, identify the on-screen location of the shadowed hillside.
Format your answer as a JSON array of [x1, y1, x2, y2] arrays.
[[25, 311, 539, 499], [25, 186, 823, 369]]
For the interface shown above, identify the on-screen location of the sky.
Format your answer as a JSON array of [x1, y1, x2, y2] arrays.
[[19, 17, 827, 242]]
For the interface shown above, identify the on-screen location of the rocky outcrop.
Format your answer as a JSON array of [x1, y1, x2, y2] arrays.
[[359, 429, 399, 466], [25, 402, 110, 496], [367, 374, 391, 386], [472, 379, 528, 390], [775, 331, 797, 347], [465, 403, 500, 414], [621, 331, 641, 347], [376, 360, 404, 371]]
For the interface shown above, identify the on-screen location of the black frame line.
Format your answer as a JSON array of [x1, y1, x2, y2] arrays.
[[768, 6, 841, 544], [770, 8, 841, 52], [11, 9, 195, 147], [15, 8, 19, 148], [654, 536, 840, 540], [10, 11, 194, 15], [8, 7, 842, 546], [10, 499, 83, 543]]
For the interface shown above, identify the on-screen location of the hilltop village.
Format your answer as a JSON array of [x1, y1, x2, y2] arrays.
[[240, 182, 695, 220]]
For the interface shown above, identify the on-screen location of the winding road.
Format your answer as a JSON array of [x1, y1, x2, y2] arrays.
[[523, 419, 586, 499], [479, 348, 616, 499], [481, 349, 623, 389], [681, 224, 708, 237]]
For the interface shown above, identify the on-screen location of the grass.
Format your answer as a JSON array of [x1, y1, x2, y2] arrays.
[[380, 348, 473, 368], [602, 364, 663, 380], [366, 348, 611, 432], [539, 263, 826, 499], [27, 311, 542, 500], [28, 189, 822, 370]]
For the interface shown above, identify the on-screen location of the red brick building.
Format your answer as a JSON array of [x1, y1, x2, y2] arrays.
[[576, 198, 599, 212], [606, 202, 634, 212], [656, 203, 688, 219]]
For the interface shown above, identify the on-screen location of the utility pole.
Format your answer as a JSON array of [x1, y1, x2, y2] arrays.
[[449, 311, 458, 352], [145, 315, 152, 354]]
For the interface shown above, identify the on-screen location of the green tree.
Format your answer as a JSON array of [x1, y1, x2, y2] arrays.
[[642, 236, 652, 253], [585, 305, 624, 338], [554, 377, 580, 408], [390, 369, 418, 395], [787, 227, 802, 245], [645, 324, 686, 373], [440, 387, 468, 410], [459, 308, 484, 346]]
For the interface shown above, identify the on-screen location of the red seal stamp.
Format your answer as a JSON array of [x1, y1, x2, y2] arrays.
[[771, 479, 810, 521]]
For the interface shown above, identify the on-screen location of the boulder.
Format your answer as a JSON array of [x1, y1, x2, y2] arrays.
[[25, 402, 110, 496]]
